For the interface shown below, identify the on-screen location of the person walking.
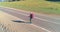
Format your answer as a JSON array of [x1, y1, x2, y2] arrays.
[[29, 12, 34, 23]]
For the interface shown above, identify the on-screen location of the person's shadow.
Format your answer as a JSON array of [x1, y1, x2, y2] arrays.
[[12, 20, 31, 24]]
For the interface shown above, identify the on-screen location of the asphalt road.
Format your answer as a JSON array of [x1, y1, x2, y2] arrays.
[[0, 7, 60, 32], [0, 11, 48, 32]]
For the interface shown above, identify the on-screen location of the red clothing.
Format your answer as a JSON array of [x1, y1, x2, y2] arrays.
[[30, 13, 34, 18]]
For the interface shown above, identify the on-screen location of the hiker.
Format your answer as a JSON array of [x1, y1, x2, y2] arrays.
[[29, 12, 34, 23]]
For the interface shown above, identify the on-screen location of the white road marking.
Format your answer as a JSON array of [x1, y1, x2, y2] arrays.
[[35, 17, 60, 24], [11, 10, 60, 24], [31, 24, 51, 32], [1, 6, 59, 24], [5, 10, 56, 32], [0, 6, 30, 13], [0, 6, 57, 32]]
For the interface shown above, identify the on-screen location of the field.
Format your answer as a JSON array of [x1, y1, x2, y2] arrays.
[[0, 0, 60, 15]]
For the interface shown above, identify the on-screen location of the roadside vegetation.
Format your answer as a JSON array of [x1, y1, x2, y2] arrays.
[[0, 0, 60, 15]]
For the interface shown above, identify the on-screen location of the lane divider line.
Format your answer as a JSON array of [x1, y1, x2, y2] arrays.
[[31, 24, 51, 32], [0, 6, 59, 24]]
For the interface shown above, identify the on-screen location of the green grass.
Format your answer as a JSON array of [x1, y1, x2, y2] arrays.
[[0, 0, 60, 15]]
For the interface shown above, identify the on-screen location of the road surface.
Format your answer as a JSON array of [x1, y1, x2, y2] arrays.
[[0, 7, 60, 32], [0, 11, 47, 32]]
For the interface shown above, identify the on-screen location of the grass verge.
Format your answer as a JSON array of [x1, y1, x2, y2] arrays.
[[0, 0, 60, 15]]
